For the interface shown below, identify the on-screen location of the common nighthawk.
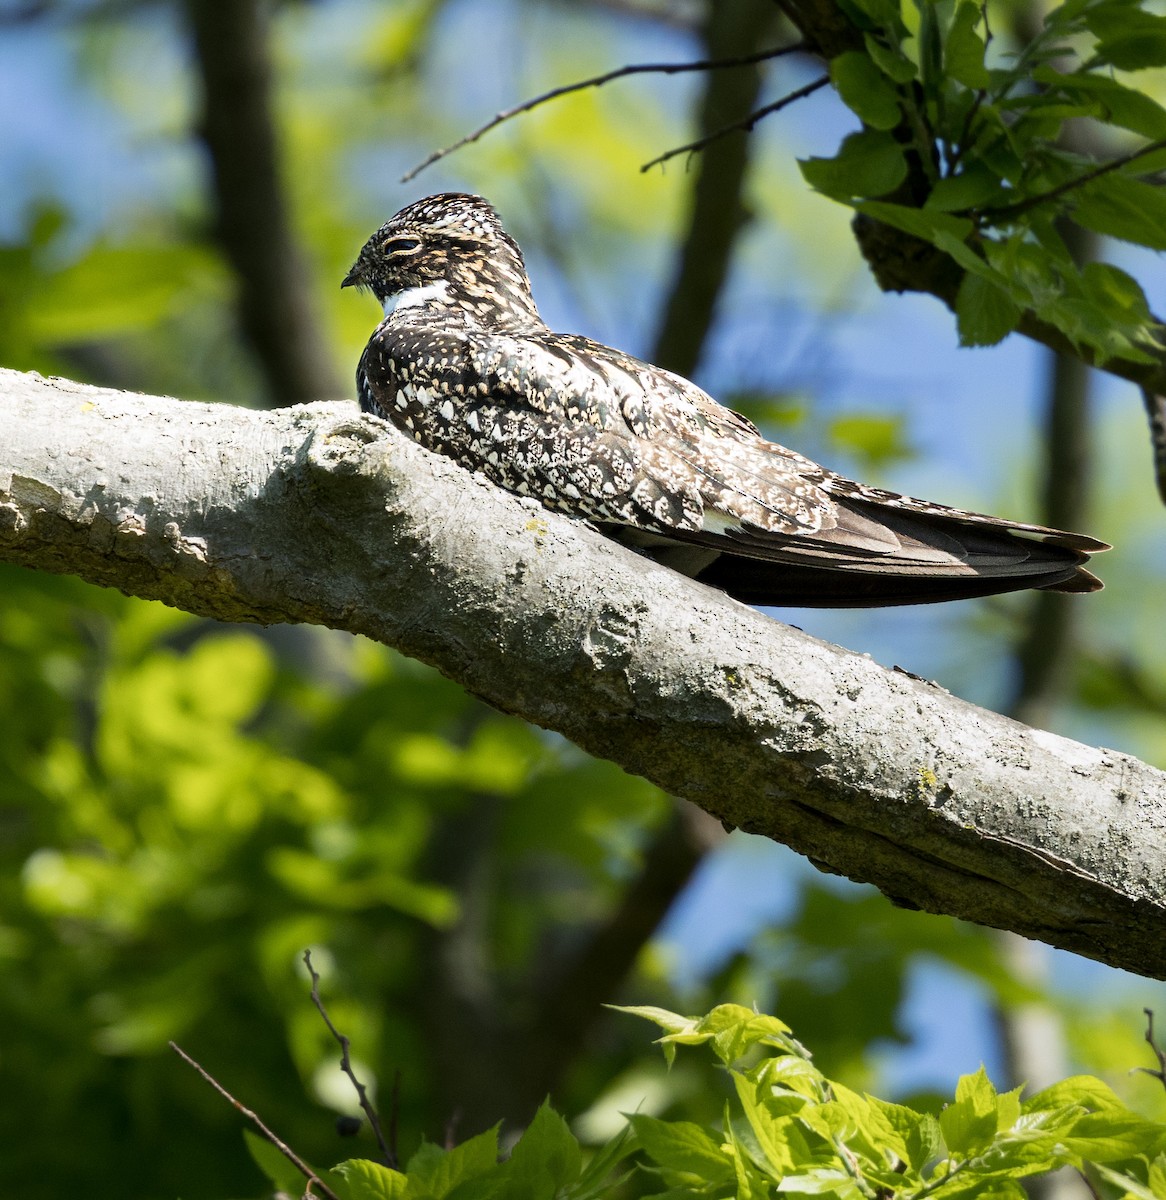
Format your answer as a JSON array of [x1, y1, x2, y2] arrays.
[[342, 193, 1107, 607]]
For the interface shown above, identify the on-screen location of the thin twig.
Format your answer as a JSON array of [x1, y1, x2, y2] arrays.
[[400, 42, 806, 182], [169, 1041, 340, 1200], [1133, 1007, 1166, 1093], [981, 135, 1166, 223], [303, 949, 396, 1168], [640, 74, 830, 172]]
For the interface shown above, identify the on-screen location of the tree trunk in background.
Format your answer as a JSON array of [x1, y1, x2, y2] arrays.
[[651, 0, 777, 379], [183, 0, 341, 407], [998, 214, 1098, 1200]]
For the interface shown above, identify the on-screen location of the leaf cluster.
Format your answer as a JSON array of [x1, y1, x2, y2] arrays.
[[799, 0, 1166, 362], [282, 1002, 1166, 1200]]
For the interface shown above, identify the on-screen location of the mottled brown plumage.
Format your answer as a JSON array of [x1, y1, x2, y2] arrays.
[[343, 193, 1108, 607]]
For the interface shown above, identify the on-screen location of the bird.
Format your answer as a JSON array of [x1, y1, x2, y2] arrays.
[[342, 192, 1108, 607]]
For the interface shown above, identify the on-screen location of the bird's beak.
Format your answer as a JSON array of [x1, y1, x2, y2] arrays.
[[341, 262, 363, 290]]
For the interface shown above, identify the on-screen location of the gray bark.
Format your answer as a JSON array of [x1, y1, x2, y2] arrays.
[[3, 367, 1165, 979]]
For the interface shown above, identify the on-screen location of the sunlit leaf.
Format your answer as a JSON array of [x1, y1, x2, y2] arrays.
[[332, 1157, 408, 1200], [628, 1113, 734, 1183], [1073, 175, 1166, 251]]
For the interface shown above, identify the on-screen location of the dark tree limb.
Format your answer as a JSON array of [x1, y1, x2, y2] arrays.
[[995, 212, 1099, 1200], [1009, 222, 1098, 731], [651, 0, 778, 378], [182, 0, 341, 407], [3, 368, 1165, 981]]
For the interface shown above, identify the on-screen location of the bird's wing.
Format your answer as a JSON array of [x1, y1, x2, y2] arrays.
[[361, 322, 841, 537], [465, 329, 875, 539], [531, 334, 1002, 568], [363, 323, 1104, 592], [546, 336, 1110, 569]]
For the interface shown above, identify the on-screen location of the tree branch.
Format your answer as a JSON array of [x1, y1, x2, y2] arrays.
[[851, 213, 1166, 395], [640, 75, 830, 173], [3, 368, 1165, 979], [401, 40, 806, 183]]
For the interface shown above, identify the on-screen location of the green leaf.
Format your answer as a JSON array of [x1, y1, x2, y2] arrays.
[[940, 1066, 1000, 1157], [1031, 67, 1166, 139], [331, 1158, 409, 1200], [608, 1003, 694, 1066], [628, 1114, 735, 1183], [776, 1166, 863, 1195], [724, 1112, 774, 1200], [732, 1069, 814, 1177], [847, 0, 907, 34], [1073, 175, 1166, 250], [1062, 1111, 1166, 1162], [1081, 261, 1155, 326], [946, 2, 990, 88], [830, 51, 903, 130], [407, 1124, 500, 1198], [1150, 1154, 1166, 1198], [1086, 5, 1166, 70], [871, 1099, 943, 1173], [1092, 1164, 1160, 1200], [700, 1004, 797, 1064], [503, 1101, 582, 1194], [607, 1003, 692, 1035], [855, 201, 974, 246], [864, 33, 918, 82], [926, 165, 1006, 213], [800, 131, 908, 200], [243, 1130, 305, 1195], [572, 1126, 637, 1200], [956, 270, 1023, 347], [1024, 1075, 1125, 1115]]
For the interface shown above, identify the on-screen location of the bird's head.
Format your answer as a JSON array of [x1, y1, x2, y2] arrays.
[[342, 193, 542, 328]]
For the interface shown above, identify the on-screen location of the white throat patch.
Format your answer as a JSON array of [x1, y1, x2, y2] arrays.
[[382, 280, 451, 317]]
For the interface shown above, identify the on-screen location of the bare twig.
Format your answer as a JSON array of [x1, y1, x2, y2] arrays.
[[981, 135, 1166, 223], [303, 950, 396, 1168], [400, 42, 805, 182], [641, 74, 830, 171], [169, 1041, 340, 1200], [1133, 1007, 1166, 1093]]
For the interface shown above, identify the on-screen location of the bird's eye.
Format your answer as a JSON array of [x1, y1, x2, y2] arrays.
[[383, 236, 422, 255]]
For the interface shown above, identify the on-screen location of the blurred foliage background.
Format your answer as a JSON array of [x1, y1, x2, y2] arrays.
[[1, 1, 1165, 1197]]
